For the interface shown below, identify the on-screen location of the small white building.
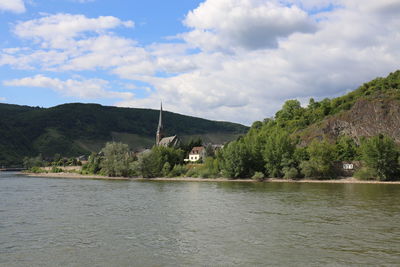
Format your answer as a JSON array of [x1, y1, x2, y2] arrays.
[[187, 146, 205, 162], [343, 163, 354, 170]]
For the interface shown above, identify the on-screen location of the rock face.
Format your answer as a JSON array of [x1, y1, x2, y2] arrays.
[[301, 98, 400, 144]]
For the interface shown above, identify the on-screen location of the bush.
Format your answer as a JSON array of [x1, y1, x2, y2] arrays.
[[251, 172, 265, 181], [354, 167, 377, 180], [28, 166, 46, 173], [50, 166, 63, 173], [168, 164, 188, 177], [283, 167, 299, 179], [162, 162, 171, 177], [186, 167, 200, 178]]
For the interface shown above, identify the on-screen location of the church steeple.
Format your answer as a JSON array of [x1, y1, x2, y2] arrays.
[[156, 102, 164, 145]]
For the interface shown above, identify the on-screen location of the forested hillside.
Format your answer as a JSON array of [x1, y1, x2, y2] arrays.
[[0, 103, 248, 166], [252, 70, 400, 143], [215, 70, 400, 180]]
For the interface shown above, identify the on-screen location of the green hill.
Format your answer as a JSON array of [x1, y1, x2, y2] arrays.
[[0, 103, 248, 166], [248, 70, 400, 144], [296, 70, 400, 143]]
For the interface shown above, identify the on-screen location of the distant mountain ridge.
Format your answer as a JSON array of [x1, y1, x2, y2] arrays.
[[0, 103, 248, 166]]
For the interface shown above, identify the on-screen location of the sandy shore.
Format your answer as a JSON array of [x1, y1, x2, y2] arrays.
[[24, 172, 400, 184]]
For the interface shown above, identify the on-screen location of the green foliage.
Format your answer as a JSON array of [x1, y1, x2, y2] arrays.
[[168, 164, 188, 177], [100, 142, 134, 177], [162, 162, 172, 177], [82, 152, 102, 174], [354, 167, 377, 180], [300, 139, 336, 179], [359, 135, 400, 181], [50, 166, 63, 173], [283, 167, 299, 179], [220, 140, 251, 178], [139, 151, 162, 178], [263, 128, 296, 178], [335, 135, 359, 161], [251, 172, 265, 181], [204, 144, 215, 158], [0, 102, 248, 166], [139, 146, 185, 178], [180, 138, 202, 155], [23, 154, 44, 169], [184, 157, 220, 178], [28, 166, 46, 173]]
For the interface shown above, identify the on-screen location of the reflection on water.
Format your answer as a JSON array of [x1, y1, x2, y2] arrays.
[[1, 172, 399, 266]]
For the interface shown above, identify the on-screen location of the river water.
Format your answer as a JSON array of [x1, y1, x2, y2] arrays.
[[1, 172, 399, 266]]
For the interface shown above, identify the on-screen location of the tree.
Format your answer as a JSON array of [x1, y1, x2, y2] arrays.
[[139, 150, 162, 178], [139, 146, 185, 178], [335, 135, 359, 161], [220, 140, 251, 178], [359, 135, 400, 181], [275, 100, 303, 122], [300, 139, 336, 179], [82, 152, 102, 174], [205, 144, 215, 158], [100, 142, 134, 177], [263, 129, 296, 178], [23, 154, 44, 169]]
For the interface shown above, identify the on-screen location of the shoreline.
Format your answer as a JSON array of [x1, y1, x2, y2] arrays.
[[24, 172, 400, 184]]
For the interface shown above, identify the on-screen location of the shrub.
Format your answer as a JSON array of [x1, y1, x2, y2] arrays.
[[186, 167, 200, 178], [28, 166, 46, 173], [168, 164, 188, 177], [51, 166, 63, 173], [283, 167, 299, 179], [252, 172, 265, 181], [354, 167, 377, 180], [162, 162, 171, 177]]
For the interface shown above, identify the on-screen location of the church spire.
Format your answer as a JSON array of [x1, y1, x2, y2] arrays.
[[156, 102, 164, 145]]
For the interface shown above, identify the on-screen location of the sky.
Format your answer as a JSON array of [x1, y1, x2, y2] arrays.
[[0, 0, 400, 125]]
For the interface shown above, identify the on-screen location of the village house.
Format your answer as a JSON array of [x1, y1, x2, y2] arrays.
[[187, 146, 206, 162]]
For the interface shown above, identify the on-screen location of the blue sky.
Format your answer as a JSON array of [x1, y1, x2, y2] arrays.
[[1, 0, 400, 125]]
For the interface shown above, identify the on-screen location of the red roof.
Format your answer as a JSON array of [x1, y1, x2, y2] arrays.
[[190, 146, 205, 154]]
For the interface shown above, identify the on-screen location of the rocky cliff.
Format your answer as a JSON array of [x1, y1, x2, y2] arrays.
[[300, 98, 400, 144]]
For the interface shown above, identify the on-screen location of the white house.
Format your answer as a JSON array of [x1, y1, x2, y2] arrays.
[[187, 146, 205, 162]]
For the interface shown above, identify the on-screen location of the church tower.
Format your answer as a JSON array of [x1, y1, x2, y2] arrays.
[[156, 102, 164, 145]]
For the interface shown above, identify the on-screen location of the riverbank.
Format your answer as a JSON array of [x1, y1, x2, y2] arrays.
[[26, 172, 130, 180], [25, 172, 400, 184]]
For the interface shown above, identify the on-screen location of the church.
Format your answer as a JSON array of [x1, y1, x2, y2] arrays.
[[156, 103, 180, 147]]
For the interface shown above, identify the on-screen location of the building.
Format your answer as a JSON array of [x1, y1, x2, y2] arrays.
[[187, 146, 205, 162], [156, 102, 181, 147]]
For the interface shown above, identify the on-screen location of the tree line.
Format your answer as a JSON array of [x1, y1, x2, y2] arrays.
[[72, 129, 399, 181], [24, 99, 400, 181]]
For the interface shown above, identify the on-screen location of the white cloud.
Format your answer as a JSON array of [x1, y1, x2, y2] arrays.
[[183, 0, 316, 51], [118, 0, 400, 124], [0, 97, 6, 102], [0, 0, 26, 13], [14, 13, 133, 49], [3, 75, 133, 100], [1, 14, 151, 75]]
